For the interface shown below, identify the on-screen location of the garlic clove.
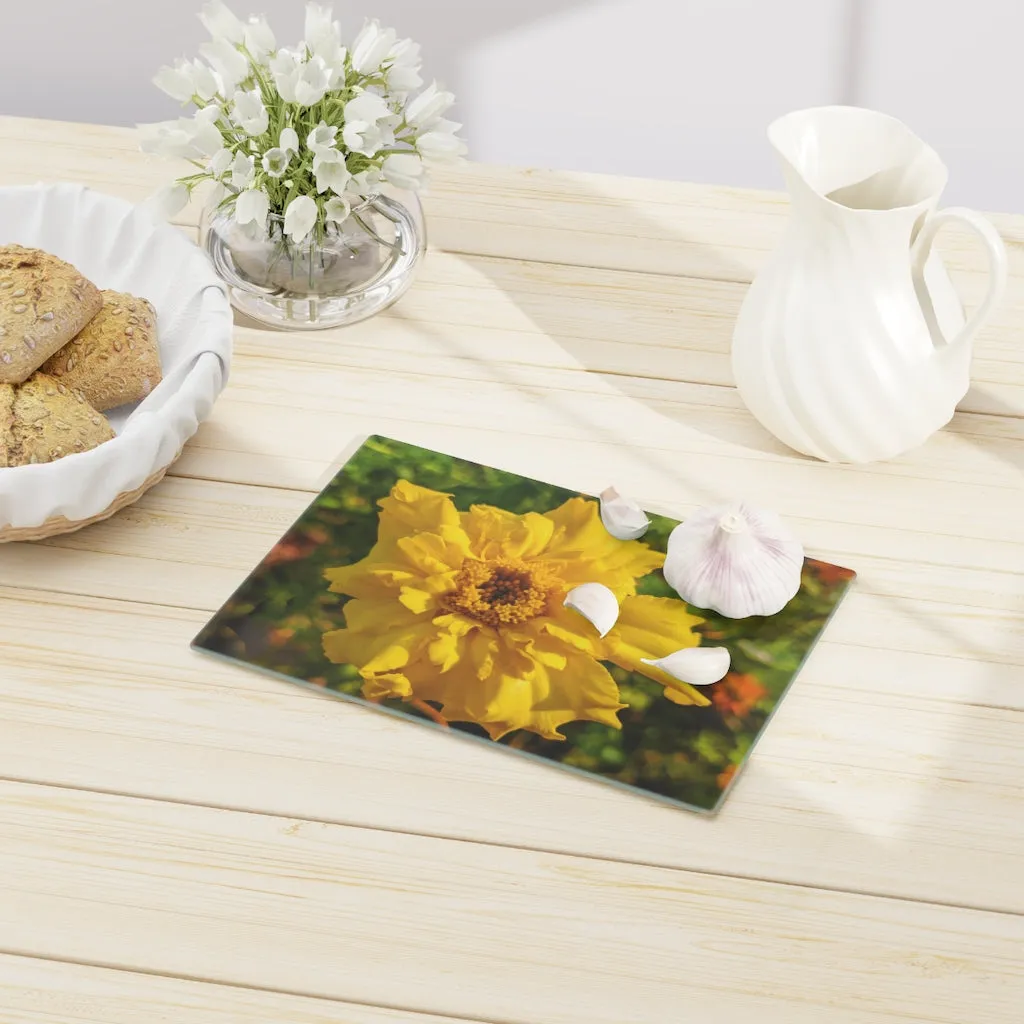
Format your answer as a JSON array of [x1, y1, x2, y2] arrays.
[[599, 486, 650, 540], [664, 500, 804, 619], [641, 646, 731, 686], [563, 582, 620, 637]]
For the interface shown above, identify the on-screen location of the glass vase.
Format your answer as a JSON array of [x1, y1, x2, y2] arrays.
[[201, 189, 426, 330]]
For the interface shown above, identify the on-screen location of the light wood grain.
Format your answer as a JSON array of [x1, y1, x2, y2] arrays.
[[1, 114, 1022, 1023], [2, 781, 1023, 1024], [379, 250, 1024, 418], [424, 162, 1024, 288], [144, 304, 1015, 594], [223, 265, 1024, 453], [167, 343, 1024, 504], [2, 472, 1022, 669], [3, 116, 1021, 418], [0, 955, 467, 1024], [1, 587, 1022, 916], [0, 116, 194, 220], [3, 115, 1020, 287], [173, 356, 1024, 555]]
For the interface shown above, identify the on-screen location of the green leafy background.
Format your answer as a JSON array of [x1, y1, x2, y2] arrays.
[[194, 436, 855, 812]]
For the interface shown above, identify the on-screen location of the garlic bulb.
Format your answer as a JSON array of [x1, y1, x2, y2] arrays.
[[599, 486, 650, 541], [642, 646, 731, 686], [664, 500, 804, 618], [563, 582, 620, 637]]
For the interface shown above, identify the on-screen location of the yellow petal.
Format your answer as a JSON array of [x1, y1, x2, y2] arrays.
[[324, 541, 462, 599], [462, 504, 555, 560], [323, 629, 412, 674], [609, 594, 704, 656], [543, 496, 610, 554], [397, 586, 437, 615], [663, 685, 711, 707], [324, 560, 417, 599], [605, 594, 710, 707], [362, 672, 414, 702], [543, 496, 664, 596], [482, 674, 545, 737], [470, 631, 497, 681], [396, 530, 472, 576], [336, 596, 416, 635], [378, 480, 462, 541], [401, 658, 488, 723], [520, 637, 567, 671], [427, 629, 464, 673], [322, 599, 435, 672], [407, 639, 624, 742], [325, 479, 473, 599], [424, 612, 478, 674], [532, 603, 606, 657], [393, 569, 462, 611], [431, 612, 475, 637], [492, 649, 625, 740]]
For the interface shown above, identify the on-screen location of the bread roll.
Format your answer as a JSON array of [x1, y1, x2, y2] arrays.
[[0, 383, 14, 468], [41, 290, 162, 411], [0, 245, 103, 385], [0, 372, 114, 467]]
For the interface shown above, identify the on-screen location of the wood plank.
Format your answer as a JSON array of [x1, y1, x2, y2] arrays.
[[0, 316, 1017, 914], [2, 781, 1022, 1024], [380, 251, 1024, 418], [2, 116, 1021, 416], [0, 343, 1020, 655], [0, 116, 194, 222], [171, 351, 1024, 547], [173, 373, 1024, 513], [1, 587, 1022, 914], [3, 115, 1021, 289], [0, 954, 466, 1024], [160, 268, 1024, 491], [0, 266, 1015, 548], [424, 162, 1024, 285], [1, 114, 1020, 1024], [0, 468, 1021, 660]]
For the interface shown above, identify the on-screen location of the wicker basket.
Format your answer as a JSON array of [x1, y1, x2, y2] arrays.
[[0, 464, 171, 544]]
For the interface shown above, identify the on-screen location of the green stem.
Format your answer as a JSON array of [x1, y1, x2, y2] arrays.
[[352, 209, 403, 253]]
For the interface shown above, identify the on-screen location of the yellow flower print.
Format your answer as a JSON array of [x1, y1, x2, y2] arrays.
[[323, 480, 709, 740]]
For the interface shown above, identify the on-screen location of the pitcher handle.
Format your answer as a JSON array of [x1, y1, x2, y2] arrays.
[[911, 206, 1008, 352]]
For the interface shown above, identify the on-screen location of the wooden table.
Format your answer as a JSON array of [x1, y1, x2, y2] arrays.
[[1, 115, 1022, 1024]]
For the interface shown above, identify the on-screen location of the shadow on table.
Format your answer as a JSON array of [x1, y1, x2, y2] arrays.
[[416, 166, 790, 459], [381, 166, 1024, 917], [391, 160, 788, 476], [228, 154, 1023, 919]]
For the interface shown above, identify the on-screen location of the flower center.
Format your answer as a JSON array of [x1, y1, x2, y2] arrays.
[[444, 557, 558, 628]]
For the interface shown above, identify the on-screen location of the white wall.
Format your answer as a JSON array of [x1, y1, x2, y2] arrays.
[[463, 0, 854, 191], [1, 0, 1021, 211], [855, 0, 1024, 212]]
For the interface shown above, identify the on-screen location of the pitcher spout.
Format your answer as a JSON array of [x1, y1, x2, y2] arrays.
[[769, 106, 948, 215]]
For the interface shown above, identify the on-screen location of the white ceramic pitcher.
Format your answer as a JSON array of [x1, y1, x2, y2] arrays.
[[731, 106, 1008, 463]]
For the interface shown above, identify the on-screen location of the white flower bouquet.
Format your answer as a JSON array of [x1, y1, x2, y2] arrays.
[[141, 0, 466, 248]]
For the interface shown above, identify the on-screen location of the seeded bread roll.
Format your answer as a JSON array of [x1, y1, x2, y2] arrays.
[[0, 245, 103, 385], [0, 372, 114, 467], [0, 383, 14, 467], [41, 290, 161, 411]]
